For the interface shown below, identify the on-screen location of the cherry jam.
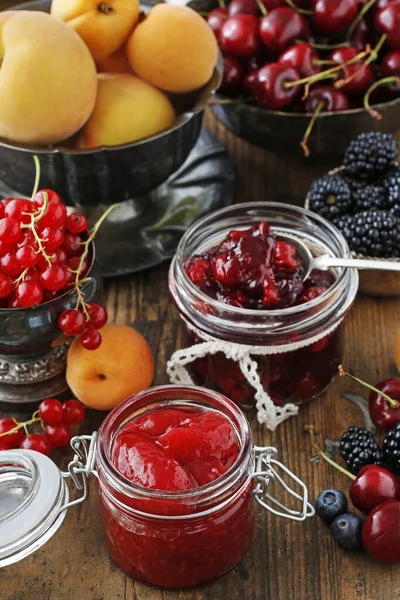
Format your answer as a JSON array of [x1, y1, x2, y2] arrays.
[[96, 386, 255, 588], [169, 203, 359, 408]]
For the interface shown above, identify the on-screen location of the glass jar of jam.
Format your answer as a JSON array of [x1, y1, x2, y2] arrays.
[[0, 385, 314, 588], [168, 203, 359, 412]]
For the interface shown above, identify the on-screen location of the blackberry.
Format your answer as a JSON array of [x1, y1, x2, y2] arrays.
[[383, 423, 400, 472], [308, 175, 351, 221], [381, 165, 400, 215], [343, 132, 397, 181], [352, 184, 386, 211], [345, 210, 400, 257], [339, 426, 385, 474]]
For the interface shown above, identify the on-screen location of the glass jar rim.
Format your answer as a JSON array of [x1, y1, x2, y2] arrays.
[[96, 385, 253, 503]]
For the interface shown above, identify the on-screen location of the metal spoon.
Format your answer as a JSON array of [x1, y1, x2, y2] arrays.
[[279, 232, 400, 282]]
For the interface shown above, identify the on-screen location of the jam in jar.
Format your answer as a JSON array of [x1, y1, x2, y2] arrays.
[[168, 203, 359, 408]]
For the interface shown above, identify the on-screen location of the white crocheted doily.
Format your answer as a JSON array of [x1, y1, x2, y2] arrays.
[[167, 319, 342, 431]]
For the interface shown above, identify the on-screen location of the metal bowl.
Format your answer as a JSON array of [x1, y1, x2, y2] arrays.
[[0, 0, 222, 206]]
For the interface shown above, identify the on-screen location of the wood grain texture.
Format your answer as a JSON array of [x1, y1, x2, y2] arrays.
[[1, 114, 400, 600]]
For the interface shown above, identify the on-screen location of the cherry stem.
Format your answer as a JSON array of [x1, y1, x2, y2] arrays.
[[0, 415, 40, 438], [301, 101, 324, 158], [339, 365, 400, 408], [217, 0, 226, 8], [30, 156, 41, 202], [364, 76, 400, 120], [313, 59, 337, 66], [255, 0, 267, 16], [347, 0, 377, 41], [285, 0, 312, 14], [303, 39, 350, 51], [335, 36, 387, 90], [305, 425, 356, 481]]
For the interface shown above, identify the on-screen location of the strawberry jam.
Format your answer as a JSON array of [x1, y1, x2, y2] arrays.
[[97, 386, 255, 588]]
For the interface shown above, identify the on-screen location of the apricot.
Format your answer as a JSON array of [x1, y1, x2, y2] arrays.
[[76, 73, 175, 148], [0, 11, 97, 145], [66, 323, 155, 410], [126, 4, 218, 93], [51, 0, 140, 61], [96, 45, 132, 74]]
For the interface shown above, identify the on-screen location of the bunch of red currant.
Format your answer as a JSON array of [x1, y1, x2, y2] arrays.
[[0, 398, 85, 457]]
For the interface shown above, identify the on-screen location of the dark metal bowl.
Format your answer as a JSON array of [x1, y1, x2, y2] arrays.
[[0, 0, 222, 206]]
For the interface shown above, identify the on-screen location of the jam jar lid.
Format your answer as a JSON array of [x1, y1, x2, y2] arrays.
[[0, 449, 69, 567]]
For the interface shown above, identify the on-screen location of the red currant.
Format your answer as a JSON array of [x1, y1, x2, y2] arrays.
[[16, 245, 38, 268], [0, 240, 13, 256], [62, 399, 85, 425], [68, 255, 89, 278], [40, 265, 68, 291], [38, 398, 63, 424], [45, 422, 72, 448], [20, 433, 52, 457], [0, 417, 24, 450], [5, 199, 34, 225], [87, 303, 108, 329], [65, 213, 88, 234], [81, 326, 102, 350], [24, 269, 41, 283], [37, 247, 67, 270], [58, 309, 87, 336], [62, 232, 83, 257], [0, 273, 12, 298], [8, 295, 21, 309], [16, 281, 43, 308], [39, 226, 64, 251], [1, 252, 24, 277], [34, 190, 66, 228], [0, 217, 21, 244], [43, 289, 59, 302], [16, 230, 37, 250]]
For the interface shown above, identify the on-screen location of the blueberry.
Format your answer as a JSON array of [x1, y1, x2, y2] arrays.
[[315, 489, 348, 524], [330, 513, 363, 550]]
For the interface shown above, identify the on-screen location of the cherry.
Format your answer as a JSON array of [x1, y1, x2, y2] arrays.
[[65, 213, 88, 234], [16, 245, 38, 268], [304, 85, 351, 112], [40, 265, 68, 291], [0, 217, 21, 244], [16, 280, 44, 308], [207, 7, 229, 41], [243, 69, 260, 96], [368, 379, 400, 430], [38, 398, 63, 424], [228, 0, 260, 17], [259, 8, 309, 56], [62, 399, 85, 425], [256, 63, 301, 109], [45, 422, 72, 448], [20, 433, 52, 457], [278, 42, 320, 78], [81, 325, 102, 350], [382, 50, 400, 93], [87, 303, 108, 329], [352, 19, 374, 51], [362, 500, 400, 562], [312, 0, 359, 34], [0, 273, 12, 298], [0, 417, 24, 450], [350, 464, 400, 513], [375, 0, 400, 49], [220, 15, 261, 59], [220, 55, 245, 95], [329, 47, 374, 95]]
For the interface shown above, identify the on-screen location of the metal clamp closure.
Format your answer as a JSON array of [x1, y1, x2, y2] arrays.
[[59, 433, 98, 513], [251, 446, 315, 521]]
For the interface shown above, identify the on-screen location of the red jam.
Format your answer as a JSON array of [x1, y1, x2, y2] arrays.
[[99, 403, 255, 588], [183, 221, 341, 406]]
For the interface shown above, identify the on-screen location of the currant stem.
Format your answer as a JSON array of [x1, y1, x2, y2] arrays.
[[364, 76, 400, 120], [0, 415, 41, 438], [30, 156, 41, 202], [305, 425, 356, 481], [285, 0, 312, 14], [301, 101, 324, 158], [347, 0, 377, 41], [339, 365, 399, 408]]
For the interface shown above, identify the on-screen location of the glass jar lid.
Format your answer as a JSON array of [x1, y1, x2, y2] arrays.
[[0, 449, 69, 567]]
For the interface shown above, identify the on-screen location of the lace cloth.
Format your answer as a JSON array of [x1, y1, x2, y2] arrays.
[[167, 318, 343, 431]]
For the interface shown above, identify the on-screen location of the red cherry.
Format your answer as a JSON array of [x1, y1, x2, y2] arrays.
[[81, 325, 102, 350], [220, 55, 245, 95], [304, 85, 351, 112], [62, 399, 85, 425], [58, 309, 87, 336], [87, 303, 108, 329], [259, 8, 309, 56], [20, 433, 52, 457], [62, 232, 83, 257], [1, 252, 24, 277], [256, 63, 301, 109], [0, 217, 21, 244], [45, 422, 72, 448], [5, 199, 34, 225], [278, 42, 320, 78], [38, 398, 63, 424], [243, 69, 260, 96], [16, 245, 38, 268], [229, 0, 260, 17], [352, 19, 374, 51], [375, 0, 400, 49], [312, 0, 359, 34], [368, 378, 400, 430], [207, 7, 229, 41], [40, 265, 68, 291], [382, 50, 400, 93], [39, 226, 64, 251], [362, 500, 400, 562], [220, 15, 261, 59], [65, 213, 88, 234], [350, 465, 400, 513], [16, 280, 43, 308], [329, 47, 374, 95], [0, 417, 24, 450], [0, 273, 12, 298]]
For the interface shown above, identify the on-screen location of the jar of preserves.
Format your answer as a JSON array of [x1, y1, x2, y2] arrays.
[[168, 202, 359, 429], [0, 385, 314, 588]]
